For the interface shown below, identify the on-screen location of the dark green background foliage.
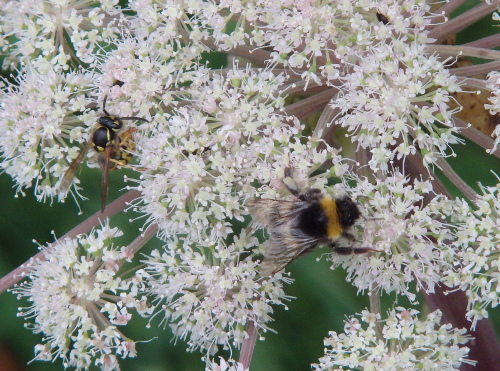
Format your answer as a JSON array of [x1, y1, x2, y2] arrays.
[[1, 1, 500, 369]]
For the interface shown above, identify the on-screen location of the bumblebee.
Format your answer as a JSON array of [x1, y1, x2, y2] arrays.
[[248, 169, 377, 276], [60, 95, 148, 211]]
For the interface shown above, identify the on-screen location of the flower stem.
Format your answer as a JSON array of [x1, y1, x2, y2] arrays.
[[435, 158, 478, 201], [426, 44, 500, 60], [284, 88, 337, 120], [464, 33, 500, 49], [0, 190, 141, 294], [453, 116, 500, 157], [369, 285, 383, 338], [125, 222, 158, 257], [452, 60, 500, 77], [239, 320, 258, 370], [435, 0, 469, 17], [428, 2, 499, 41]]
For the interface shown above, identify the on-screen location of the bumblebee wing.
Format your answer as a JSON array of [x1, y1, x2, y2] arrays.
[[261, 233, 319, 276], [247, 198, 302, 223], [248, 199, 320, 276], [59, 140, 93, 193], [246, 199, 278, 226]]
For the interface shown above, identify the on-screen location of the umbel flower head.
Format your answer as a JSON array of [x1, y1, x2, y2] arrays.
[[313, 308, 473, 371], [140, 236, 292, 354], [12, 223, 144, 370], [132, 65, 334, 243], [0, 0, 121, 68], [330, 39, 462, 171], [328, 172, 461, 302], [191, 0, 431, 82], [443, 181, 500, 329], [0, 58, 95, 202], [485, 71, 500, 151]]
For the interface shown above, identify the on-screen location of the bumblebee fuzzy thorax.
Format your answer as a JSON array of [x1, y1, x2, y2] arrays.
[[294, 194, 341, 239], [295, 193, 360, 240]]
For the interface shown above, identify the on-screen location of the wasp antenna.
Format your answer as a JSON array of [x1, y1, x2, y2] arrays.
[[102, 95, 110, 116], [119, 116, 149, 123]]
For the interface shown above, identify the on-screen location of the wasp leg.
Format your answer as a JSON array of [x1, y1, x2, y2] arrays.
[[100, 145, 114, 212], [108, 158, 143, 170]]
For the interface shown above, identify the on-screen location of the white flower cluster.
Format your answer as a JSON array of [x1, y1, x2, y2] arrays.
[[485, 71, 500, 151], [1, 0, 498, 369], [0, 59, 94, 202], [331, 40, 462, 170], [97, 28, 204, 109], [1, 0, 121, 68], [133, 65, 333, 243], [328, 172, 461, 301], [314, 308, 473, 371], [12, 224, 147, 370], [189, 0, 432, 80], [205, 357, 248, 371], [141, 238, 292, 353], [444, 182, 500, 328], [130, 62, 335, 354]]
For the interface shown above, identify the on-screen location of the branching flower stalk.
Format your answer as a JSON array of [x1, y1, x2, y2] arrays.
[[12, 222, 149, 370], [0, 190, 141, 293], [1, 0, 500, 370]]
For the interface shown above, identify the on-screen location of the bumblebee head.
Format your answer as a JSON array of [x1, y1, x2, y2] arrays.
[[336, 196, 361, 228]]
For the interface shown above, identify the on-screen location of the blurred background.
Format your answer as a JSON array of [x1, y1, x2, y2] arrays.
[[1, 1, 500, 369]]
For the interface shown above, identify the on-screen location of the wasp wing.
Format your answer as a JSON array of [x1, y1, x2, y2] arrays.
[[247, 199, 320, 276], [60, 140, 93, 193], [99, 145, 116, 212]]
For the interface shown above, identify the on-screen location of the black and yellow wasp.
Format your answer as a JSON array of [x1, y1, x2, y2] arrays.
[[60, 96, 149, 211]]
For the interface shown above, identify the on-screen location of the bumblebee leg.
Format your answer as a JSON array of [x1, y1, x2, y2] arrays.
[[332, 246, 354, 255], [332, 244, 383, 255], [341, 232, 356, 241]]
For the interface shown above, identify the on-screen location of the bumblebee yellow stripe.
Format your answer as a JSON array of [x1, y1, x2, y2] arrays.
[[320, 195, 342, 238]]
